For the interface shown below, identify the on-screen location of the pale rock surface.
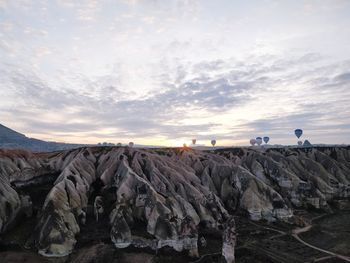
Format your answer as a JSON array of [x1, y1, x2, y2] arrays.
[[0, 146, 349, 261], [222, 216, 236, 263]]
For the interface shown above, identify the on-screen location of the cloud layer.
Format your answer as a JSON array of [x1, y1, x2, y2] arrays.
[[0, 0, 350, 146]]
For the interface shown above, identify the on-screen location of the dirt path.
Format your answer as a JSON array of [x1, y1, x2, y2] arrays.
[[314, 255, 337, 262], [249, 215, 350, 262], [292, 224, 350, 262]]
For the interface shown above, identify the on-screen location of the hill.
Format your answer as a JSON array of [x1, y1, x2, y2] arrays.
[[0, 124, 85, 152]]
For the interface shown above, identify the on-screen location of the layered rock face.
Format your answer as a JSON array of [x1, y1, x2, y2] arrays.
[[0, 149, 47, 233], [0, 146, 349, 261]]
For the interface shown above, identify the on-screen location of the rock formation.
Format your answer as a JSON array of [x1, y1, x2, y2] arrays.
[[0, 146, 349, 262], [94, 196, 104, 222], [222, 216, 236, 263]]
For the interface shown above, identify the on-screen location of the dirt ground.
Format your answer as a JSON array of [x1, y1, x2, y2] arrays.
[[1, 210, 349, 263], [300, 211, 350, 257]]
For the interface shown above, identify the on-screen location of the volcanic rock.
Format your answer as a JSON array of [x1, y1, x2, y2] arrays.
[[0, 146, 349, 261]]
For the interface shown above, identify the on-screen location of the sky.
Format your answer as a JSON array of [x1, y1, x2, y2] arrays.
[[0, 0, 350, 146]]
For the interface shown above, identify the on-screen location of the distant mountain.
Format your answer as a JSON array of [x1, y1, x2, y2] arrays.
[[0, 124, 86, 152]]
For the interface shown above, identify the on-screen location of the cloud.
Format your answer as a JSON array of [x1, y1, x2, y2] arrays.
[[0, 39, 19, 54], [56, 0, 100, 21], [157, 78, 252, 110], [2, 51, 350, 144], [0, 21, 13, 31], [238, 109, 350, 144], [35, 46, 52, 57], [0, 0, 7, 9], [0, 62, 224, 141], [23, 27, 48, 37], [334, 72, 350, 83]]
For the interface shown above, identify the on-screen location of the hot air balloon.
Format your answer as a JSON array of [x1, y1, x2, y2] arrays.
[[128, 142, 134, 148], [303, 140, 312, 147], [117, 142, 122, 147], [297, 141, 303, 146], [256, 137, 262, 146], [263, 136, 270, 144], [183, 143, 187, 148], [192, 139, 196, 145], [250, 139, 256, 146], [295, 129, 303, 139], [211, 140, 216, 147]]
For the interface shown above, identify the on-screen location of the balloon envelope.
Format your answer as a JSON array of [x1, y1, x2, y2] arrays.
[[211, 140, 216, 146], [295, 129, 303, 139], [250, 139, 256, 146], [192, 139, 196, 145], [263, 136, 270, 144], [128, 142, 134, 147], [256, 137, 262, 146], [297, 140, 303, 146]]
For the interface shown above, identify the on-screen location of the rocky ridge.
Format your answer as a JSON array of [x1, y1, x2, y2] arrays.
[[0, 146, 349, 262]]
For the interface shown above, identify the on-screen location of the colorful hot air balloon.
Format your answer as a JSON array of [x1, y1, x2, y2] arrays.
[[192, 139, 196, 145], [211, 139, 216, 147], [295, 129, 303, 139], [263, 136, 270, 144], [256, 137, 262, 146], [297, 140, 303, 146], [128, 142, 134, 147], [250, 138, 256, 146]]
